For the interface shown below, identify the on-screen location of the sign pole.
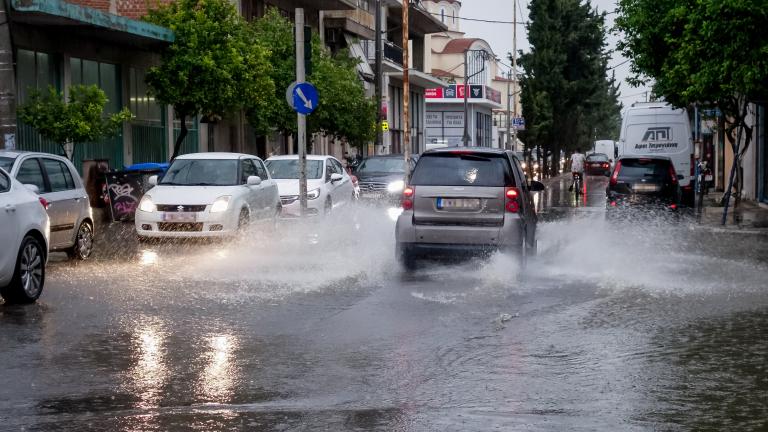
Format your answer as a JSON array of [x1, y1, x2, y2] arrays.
[[462, 49, 469, 146], [402, 1, 411, 179], [296, 8, 308, 216], [511, 0, 518, 151]]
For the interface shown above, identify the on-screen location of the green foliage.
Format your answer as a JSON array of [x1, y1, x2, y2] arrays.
[[17, 85, 132, 159], [145, 0, 274, 158], [616, 0, 768, 205], [250, 8, 376, 148], [518, 0, 622, 176]]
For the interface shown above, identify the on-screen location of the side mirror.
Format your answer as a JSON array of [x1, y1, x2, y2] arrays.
[[330, 173, 343, 183], [247, 175, 262, 186], [529, 180, 545, 192], [23, 184, 40, 194], [148, 175, 158, 186]]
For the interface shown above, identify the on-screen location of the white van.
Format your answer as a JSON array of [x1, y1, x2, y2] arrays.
[[592, 140, 616, 160], [618, 102, 693, 198]]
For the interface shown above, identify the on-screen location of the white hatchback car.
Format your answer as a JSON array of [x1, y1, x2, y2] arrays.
[[135, 153, 280, 239], [0, 168, 50, 303], [265, 155, 354, 217], [0, 151, 94, 260]]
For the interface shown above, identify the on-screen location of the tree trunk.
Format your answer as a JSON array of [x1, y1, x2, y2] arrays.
[[171, 113, 187, 161], [0, 0, 17, 149]]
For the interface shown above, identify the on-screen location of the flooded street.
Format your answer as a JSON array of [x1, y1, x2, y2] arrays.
[[2, 176, 768, 431]]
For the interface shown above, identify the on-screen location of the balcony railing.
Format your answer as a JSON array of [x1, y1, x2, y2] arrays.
[[361, 40, 404, 66]]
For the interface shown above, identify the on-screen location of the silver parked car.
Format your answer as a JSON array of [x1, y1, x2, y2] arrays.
[[395, 147, 545, 269], [0, 151, 94, 260]]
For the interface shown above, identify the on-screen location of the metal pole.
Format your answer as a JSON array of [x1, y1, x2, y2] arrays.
[[0, 0, 17, 150], [374, 0, 383, 154], [402, 0, 411, 178], [462, 49, 469, 146], [511, 0, 518, 151], [505, 69, 512, 150], [296, 8, 308, 216]]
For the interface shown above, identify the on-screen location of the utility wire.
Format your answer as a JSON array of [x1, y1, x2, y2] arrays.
[[423, 10, 527, 25], [607, 59, 630, 70]]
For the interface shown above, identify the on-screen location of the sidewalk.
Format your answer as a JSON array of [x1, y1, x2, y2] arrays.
[[692, 194, 768, 234]]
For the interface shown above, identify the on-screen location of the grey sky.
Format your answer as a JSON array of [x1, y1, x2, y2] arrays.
[[459, 0, 651, 107]]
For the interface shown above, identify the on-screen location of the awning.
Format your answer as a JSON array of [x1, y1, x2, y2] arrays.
[[262, 0, 355, 11], [388, 2, 448, 36], [387, 69, 447, 90], [345, 34, 374, 81], [11, 0, 173, 48]]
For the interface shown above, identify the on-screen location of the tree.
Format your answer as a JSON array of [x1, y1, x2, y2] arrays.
[[145, 0, 274, 160], [251, 8, 375, 149], [17, 85, 132, 160], [518, 0, 619, 177], [615, 0, 768, 217]]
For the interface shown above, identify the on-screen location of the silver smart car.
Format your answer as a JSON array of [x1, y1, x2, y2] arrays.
[[0, 151, 94, 260], [395, 147, 544, 268]]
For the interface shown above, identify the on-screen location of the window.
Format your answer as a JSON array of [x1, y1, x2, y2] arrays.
[[325, 160, 334, 182], [440, 8, 445, 23], [331, 159, 344, 176], [71, 58, 121, 114], [0, 171, 9, 193], [16, 49, 59, 103], [265, 160, 324, 180], [161, 159, 239, 186], [241, 159, 258, 183], [254, 160, 269, 180], [42, 159, 76, 192], [411, 153, 514, 187], [16, 159, 49, 193]]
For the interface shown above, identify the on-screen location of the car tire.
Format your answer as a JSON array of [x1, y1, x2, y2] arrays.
[[324, 198, 332, 216], [396, 243, 418, 271], [1, 235, 45, 304], [67, 221, 94, 260]]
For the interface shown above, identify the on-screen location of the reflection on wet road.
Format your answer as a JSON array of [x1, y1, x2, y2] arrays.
[[1, 175, 767, 431]]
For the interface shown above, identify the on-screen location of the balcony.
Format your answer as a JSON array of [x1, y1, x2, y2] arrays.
[[361, 40, 404, 66], [324, 8, 376, 39]]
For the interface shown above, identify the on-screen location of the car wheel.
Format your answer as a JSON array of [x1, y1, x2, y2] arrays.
[[1, 235, 45, 304], [324, 199, 332, 216], [238, 208, 250, 231], [396, 243, 418, 271], [67, 221, 94, 260]]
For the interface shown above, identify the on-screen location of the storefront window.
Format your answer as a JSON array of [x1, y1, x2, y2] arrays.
[[70, 57, 121, 113], [16, 49, 59, 102]]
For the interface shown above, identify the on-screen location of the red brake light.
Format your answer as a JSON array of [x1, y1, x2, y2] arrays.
[[505, 187, 520, 213], [402, 186, 414, 210], [610, 201, 617, 207], [670, 203, 677, 210], [449, 150, 473, 155], [668, 164, 678, 184], [610, 161, 622, 186], [38, 197, 49, 209]]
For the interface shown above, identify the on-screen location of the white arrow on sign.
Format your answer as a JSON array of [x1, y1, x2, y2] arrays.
[[296, 88, 313, 109], [472, 88, 481, 97]]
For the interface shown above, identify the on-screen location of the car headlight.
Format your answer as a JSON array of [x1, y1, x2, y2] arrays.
[[307, 188, 321, 200], [210, 195, 231, 213], [521, 162, 527, 169], [139, 195, 156, 213], [387, 180, 405, 194]]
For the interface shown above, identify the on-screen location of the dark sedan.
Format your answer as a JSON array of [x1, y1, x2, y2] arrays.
[[586, 153, 612, 175], [355, 155, 416, 203], [606, 156, 682, 219]]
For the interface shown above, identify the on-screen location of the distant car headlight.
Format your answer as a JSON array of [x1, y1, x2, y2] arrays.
[[307, 188, 321, 200], [534, 163, 540, 171], [210, 195, 231, 213], [139, 195, 156, 213], [387, 180, 405, 194]]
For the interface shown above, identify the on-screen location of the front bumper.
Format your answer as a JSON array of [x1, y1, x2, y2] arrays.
[[279, 197, 322, 218], [135, 209, 238, 238]]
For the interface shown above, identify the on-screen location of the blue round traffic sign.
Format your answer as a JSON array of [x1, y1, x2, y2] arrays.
[[287, 82, 319, 115]]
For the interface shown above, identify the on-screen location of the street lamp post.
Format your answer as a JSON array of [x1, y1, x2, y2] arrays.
[[462, 49, 490, 147]]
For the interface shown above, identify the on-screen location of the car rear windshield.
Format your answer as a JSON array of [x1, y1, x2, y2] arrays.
[[0, 156, 14, 172], [587, 153, 609, 162], [410, 152, 514, 187], [161, 159, 239, 186], [619, 159, 671, 180]]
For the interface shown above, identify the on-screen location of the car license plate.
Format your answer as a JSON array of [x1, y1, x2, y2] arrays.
[[632, 183, 660, 192], [361, 191, 384, 200], [162, 212, 197, 222], [437, 198, 481, 210]]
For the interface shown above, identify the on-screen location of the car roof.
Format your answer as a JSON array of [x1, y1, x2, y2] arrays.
[[175, 152, 260, 160], [618, 155, 672, 161], [424, 146, 508, 156], [267, 154, 333, 161], [0, 150, 74, 163]]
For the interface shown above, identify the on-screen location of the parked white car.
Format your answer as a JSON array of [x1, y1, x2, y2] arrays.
[[0, 168, 50, 303], [0, 151, 94, 260], [135, 153, 280, 239], [265, 155, 354, 218]]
